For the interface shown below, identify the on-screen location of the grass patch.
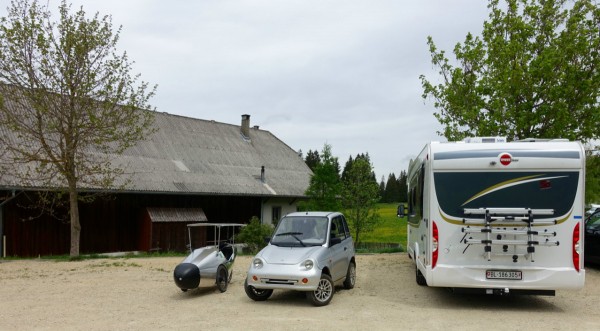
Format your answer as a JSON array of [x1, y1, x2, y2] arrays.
[[348, 202, 407, 249]]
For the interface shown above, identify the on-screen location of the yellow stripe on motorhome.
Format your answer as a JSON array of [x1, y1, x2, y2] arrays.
[[439, 210, 466, 225], [461, 174, 544, 206]]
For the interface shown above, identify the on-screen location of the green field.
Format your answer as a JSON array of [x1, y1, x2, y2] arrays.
[[348, 203, 407, 248]]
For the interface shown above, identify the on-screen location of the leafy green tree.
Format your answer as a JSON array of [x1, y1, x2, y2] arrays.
[[236, 216, 273, 254], [303, 143, 342, 211], [587, 150, 600, 204], [341, 158, 380, 245], [342, 153, 376, 184], [420, 0, 600, 142], [341, 155, 354, 182], [0, 0, 156, 257]]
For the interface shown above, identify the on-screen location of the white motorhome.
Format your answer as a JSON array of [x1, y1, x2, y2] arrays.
[[401, 137, 585, 295]]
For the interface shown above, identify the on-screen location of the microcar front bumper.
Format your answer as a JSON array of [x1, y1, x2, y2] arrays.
[[246, 260, 322, 291]]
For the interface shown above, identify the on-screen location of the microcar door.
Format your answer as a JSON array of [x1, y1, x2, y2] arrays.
[[329, 215, 351, 282]]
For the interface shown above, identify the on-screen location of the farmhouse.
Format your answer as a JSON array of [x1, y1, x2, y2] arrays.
[[0, 113, 312, 257]]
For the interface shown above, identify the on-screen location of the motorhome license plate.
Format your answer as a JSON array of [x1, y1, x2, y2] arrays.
[[486, 270, 522, 280]]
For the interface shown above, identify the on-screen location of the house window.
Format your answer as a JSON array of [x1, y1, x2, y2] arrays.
[[272, 206, 282, 223]]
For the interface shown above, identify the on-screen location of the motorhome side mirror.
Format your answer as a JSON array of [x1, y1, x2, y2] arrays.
[[330, 237, 342, 246], [263, 237, 271, 244], [397, 204, 406, 218]]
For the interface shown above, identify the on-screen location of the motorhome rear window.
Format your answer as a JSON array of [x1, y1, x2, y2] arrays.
[[434, 171, 579, 219]]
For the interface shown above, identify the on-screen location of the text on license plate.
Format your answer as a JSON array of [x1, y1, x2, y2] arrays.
[[486, 270, 522, 280]]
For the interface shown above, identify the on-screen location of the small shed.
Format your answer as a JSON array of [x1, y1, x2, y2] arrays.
[[143, 207, 208, 252]]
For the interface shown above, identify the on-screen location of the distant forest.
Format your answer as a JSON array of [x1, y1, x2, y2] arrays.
[[302, 149, 408, 203]]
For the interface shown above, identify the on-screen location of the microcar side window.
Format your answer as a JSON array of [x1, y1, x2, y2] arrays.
[[340, 215, 351, 237], [331, 216, 346, 240]]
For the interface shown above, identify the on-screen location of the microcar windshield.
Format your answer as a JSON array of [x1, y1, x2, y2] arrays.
[[271, 216, 329, 247]]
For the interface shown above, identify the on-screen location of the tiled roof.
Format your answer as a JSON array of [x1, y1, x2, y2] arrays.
[[114, 112, 311, 197], [0, 104, 311, 197]]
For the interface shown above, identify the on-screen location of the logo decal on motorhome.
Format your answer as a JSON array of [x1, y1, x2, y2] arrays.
[[499, 153, 512, 165]]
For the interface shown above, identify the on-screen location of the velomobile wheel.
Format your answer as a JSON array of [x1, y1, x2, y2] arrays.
[[216, 265, 229, 292]]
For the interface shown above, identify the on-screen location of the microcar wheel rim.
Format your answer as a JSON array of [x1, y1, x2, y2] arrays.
[[349, 264, 356, 285], [314, 278, 333, 302], [252, 288, 267, 295]]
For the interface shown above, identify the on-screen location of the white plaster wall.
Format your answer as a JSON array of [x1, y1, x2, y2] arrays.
[[260, 198, 300, 226]]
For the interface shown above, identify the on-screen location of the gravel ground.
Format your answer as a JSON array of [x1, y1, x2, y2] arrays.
[[1, 254, 599, 330]]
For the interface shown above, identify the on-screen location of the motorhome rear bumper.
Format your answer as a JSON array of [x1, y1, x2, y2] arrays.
[[426, 264, 585, 290]]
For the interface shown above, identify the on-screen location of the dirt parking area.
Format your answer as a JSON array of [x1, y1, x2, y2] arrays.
[[1, 254, 599, 330]]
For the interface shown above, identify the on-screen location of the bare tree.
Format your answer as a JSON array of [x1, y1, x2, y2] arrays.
[[0, 0, 156, 257]]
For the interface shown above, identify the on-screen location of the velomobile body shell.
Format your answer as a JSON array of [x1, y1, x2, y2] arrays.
[[173, 223, 244, 292]]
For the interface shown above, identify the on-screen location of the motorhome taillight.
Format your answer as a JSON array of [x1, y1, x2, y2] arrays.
[[432, 221, 439, 269], [573, 223, 580, 272]]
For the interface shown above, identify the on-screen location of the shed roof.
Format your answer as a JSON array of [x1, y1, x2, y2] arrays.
[[146, 207, 208, 223]]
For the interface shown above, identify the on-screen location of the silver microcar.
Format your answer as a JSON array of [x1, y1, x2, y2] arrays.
[[244, 211, 356, 306]]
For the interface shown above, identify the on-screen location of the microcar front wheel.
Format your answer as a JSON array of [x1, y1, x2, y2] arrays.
[[244, 279, 273, 301], [307, 274, 334, 306]]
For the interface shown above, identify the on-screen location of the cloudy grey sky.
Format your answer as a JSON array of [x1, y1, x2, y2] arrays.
[[1, 0, 491, 180]]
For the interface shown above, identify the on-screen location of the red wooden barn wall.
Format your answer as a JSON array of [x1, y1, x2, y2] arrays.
[[1, 191, 261, 257]]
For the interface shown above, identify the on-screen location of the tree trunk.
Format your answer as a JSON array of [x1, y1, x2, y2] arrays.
[[69, 189, 80, 258]]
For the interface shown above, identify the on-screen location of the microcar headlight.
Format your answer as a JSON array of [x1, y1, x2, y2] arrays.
[[253, 258, 264, 269], [303, 259, 314, 270]]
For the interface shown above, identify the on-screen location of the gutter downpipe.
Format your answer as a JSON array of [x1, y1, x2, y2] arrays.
[[260, 198, 264, 225]]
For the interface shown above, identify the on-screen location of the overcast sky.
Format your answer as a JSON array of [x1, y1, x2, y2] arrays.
[[1, 0, 491, 180]]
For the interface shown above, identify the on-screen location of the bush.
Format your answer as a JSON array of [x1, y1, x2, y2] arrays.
[[236, 217, 273, 254]]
